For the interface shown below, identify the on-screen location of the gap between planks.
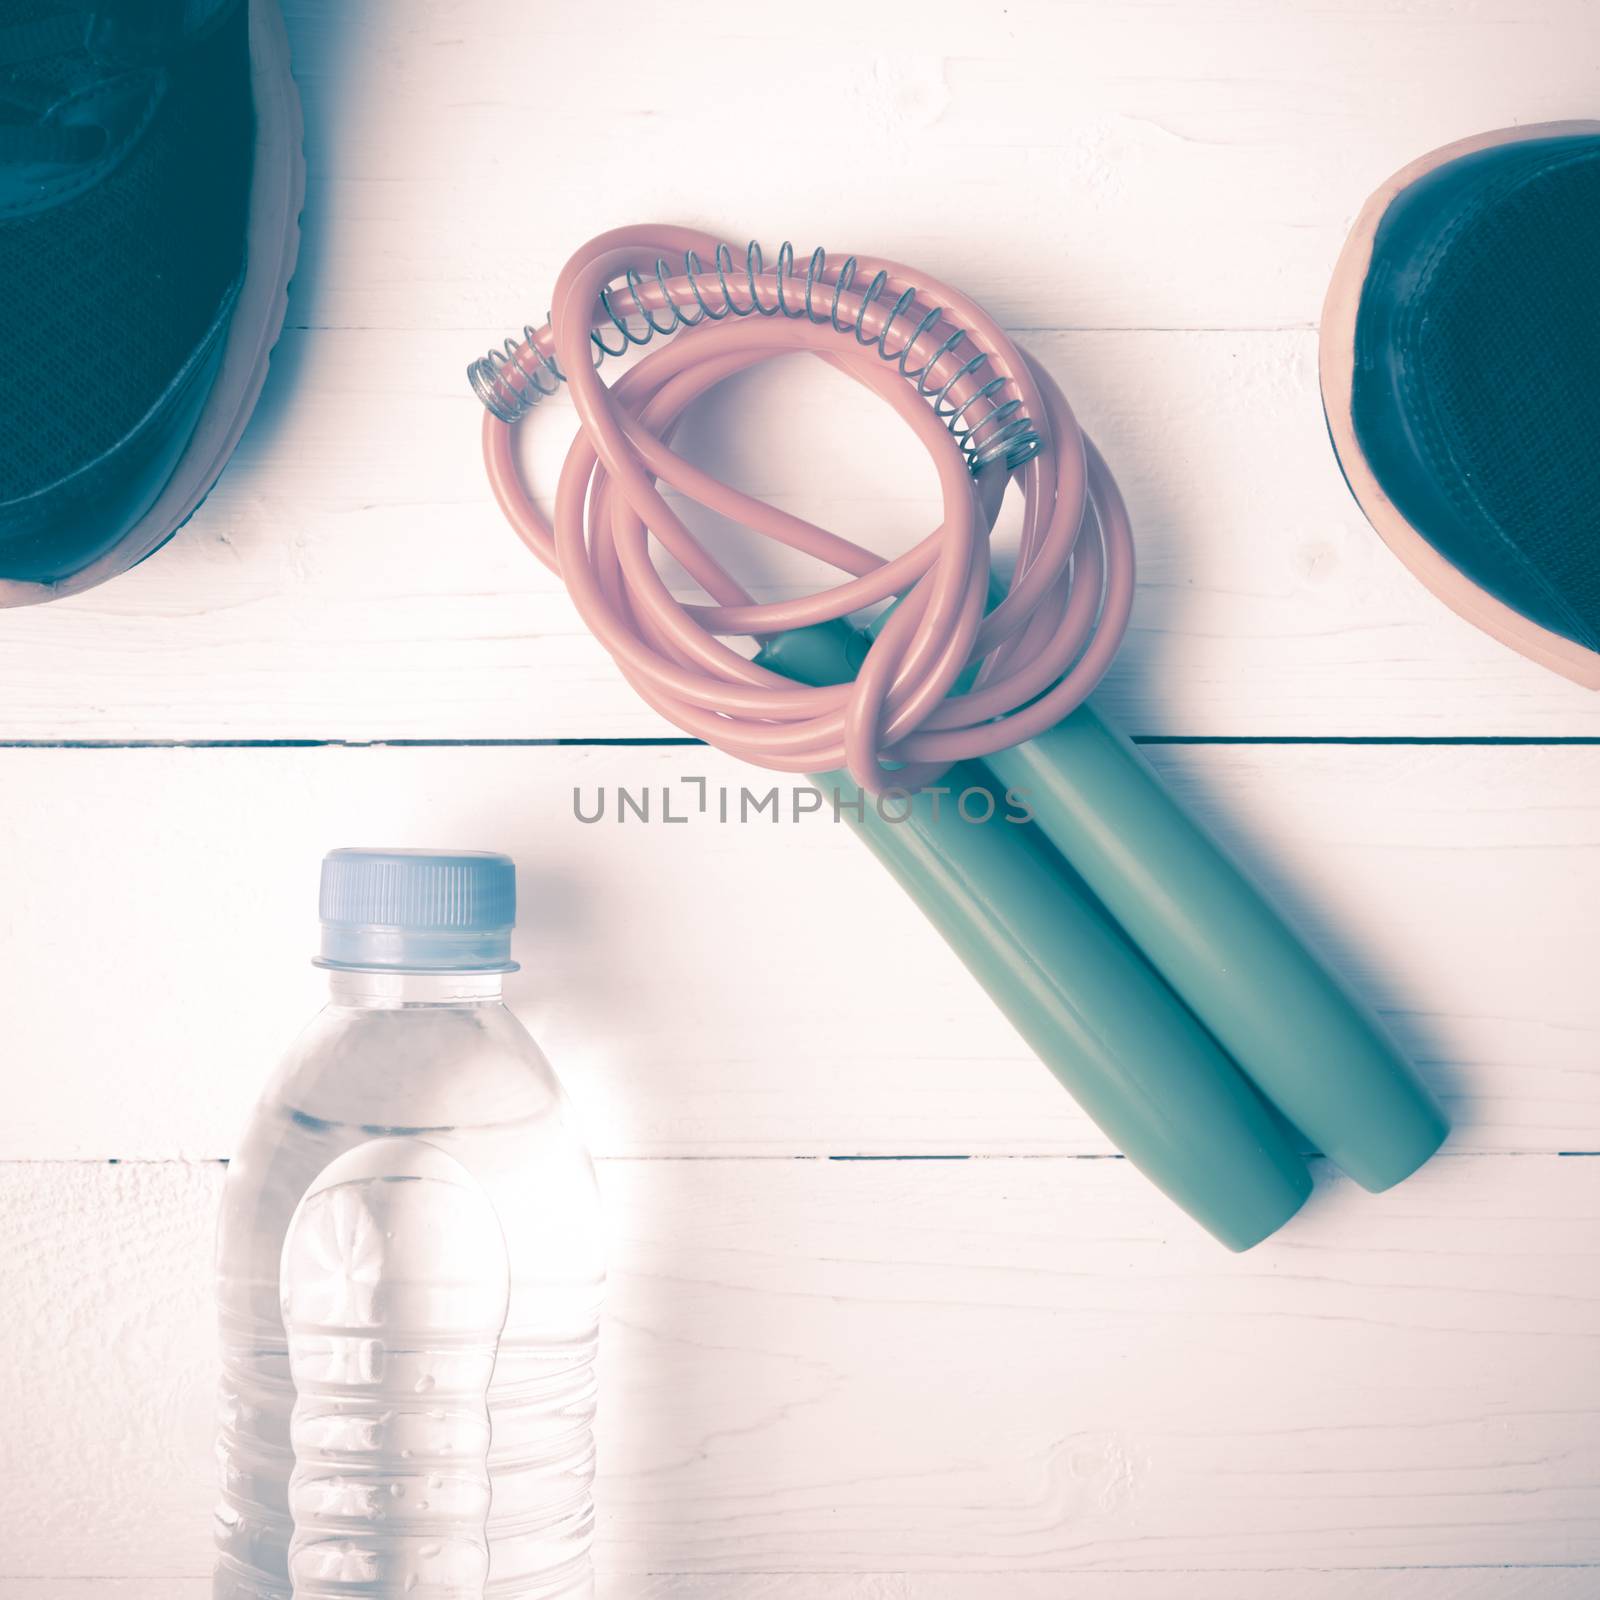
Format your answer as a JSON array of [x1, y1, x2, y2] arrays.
[[5, 1154, 1598, 1166], [3, 736, 1599, 750]]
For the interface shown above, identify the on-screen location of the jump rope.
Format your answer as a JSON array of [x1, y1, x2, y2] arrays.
[[472, 225, 1448, 1250]]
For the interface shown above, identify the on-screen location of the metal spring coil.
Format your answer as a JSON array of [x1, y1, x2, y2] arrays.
[[468, 240, 1041, 475]]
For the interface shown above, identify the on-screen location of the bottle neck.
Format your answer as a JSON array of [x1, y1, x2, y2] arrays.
[[325, 969, 506, 1009]]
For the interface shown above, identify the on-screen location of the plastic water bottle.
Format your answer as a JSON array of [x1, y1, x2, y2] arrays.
[[214, 849, 605, 1599]]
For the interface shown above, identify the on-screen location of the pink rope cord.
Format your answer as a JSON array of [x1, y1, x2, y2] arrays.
[[481, 225, 1135, 793]]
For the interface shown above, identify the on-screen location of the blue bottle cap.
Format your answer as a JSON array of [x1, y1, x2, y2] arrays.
[[315, 848, 519, 973]]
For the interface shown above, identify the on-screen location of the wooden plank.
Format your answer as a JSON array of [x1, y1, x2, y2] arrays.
[[1, 1156, 1595, 1578], [5, 1576, 1594, 1599], [4, 329, 1596, 740], [596, 1581, 1600, 1600], [275, 0, 1596, 336], [1, 742, 1593, 1162]]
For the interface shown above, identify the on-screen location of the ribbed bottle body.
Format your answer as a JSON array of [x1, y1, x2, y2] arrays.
[[214, 976, 603, 1599]]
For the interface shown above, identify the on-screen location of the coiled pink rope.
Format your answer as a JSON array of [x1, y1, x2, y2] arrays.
[[482, 225, 1134, 793]]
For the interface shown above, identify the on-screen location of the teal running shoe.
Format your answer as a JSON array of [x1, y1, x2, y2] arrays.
[[1321, 122, 1600, 687], [0, 0, 303, 605]]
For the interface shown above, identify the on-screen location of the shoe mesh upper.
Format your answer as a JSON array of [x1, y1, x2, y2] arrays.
[[0, 1, 252, 503], [1401, 148, 1600, 649]]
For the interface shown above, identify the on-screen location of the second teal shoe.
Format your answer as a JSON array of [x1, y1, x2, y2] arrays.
[[1321, 121, 1600, 688]]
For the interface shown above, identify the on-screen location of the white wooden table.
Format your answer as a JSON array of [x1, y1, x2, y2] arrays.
[[2, 2, 1596, 1594]]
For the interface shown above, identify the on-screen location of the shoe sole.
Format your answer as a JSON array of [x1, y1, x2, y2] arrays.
[[1319, 119, 1600, 690], [0, 0, 306, 608]]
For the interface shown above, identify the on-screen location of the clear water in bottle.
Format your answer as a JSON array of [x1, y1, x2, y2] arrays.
[[214, 849, 605, 1599], [280, 1136, 511, 1594]]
